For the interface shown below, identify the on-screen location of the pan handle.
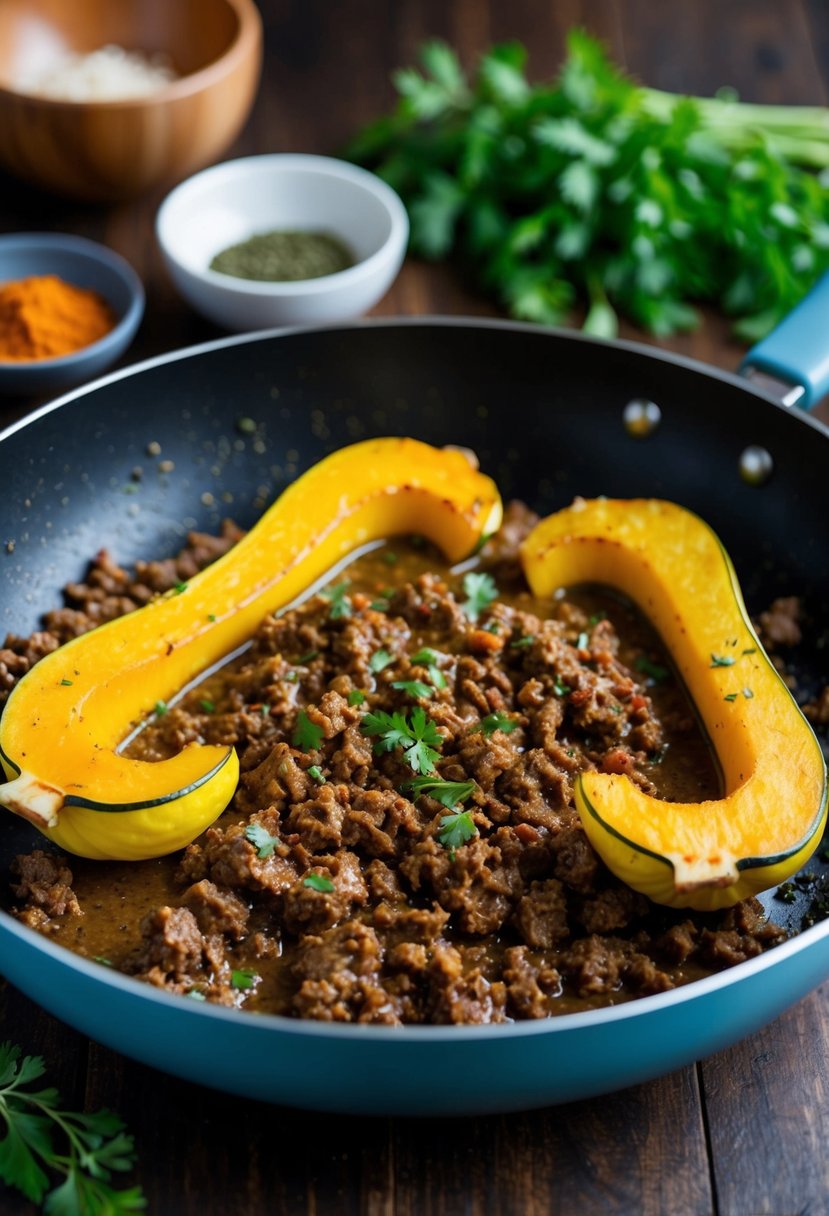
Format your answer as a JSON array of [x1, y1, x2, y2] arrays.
[[739, 272, 829, 409]]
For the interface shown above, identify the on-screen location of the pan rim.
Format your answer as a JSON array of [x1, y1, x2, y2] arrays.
[[4, 313, 829, 448]]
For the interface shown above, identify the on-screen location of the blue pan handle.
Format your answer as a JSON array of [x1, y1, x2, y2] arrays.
[[740, 271, 829, 409]]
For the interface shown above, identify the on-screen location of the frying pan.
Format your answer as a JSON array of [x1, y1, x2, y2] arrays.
[[1, 303, 828, 1117]]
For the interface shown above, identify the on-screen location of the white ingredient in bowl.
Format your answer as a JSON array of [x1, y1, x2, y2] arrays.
[[18, 45, 178, 101]]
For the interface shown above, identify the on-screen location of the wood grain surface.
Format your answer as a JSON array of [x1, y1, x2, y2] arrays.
[[1, 2, 829, 1213]]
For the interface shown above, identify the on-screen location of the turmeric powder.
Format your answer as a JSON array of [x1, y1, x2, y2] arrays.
[[0, 274, 116, 362]]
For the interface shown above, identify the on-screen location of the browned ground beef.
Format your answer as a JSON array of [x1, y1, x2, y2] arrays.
[[4, 506, 791, 1024]]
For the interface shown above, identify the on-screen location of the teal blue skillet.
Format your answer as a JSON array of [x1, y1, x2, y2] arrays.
[[0, 302, 827, 1115]]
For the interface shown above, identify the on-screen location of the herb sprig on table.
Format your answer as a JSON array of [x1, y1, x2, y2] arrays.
[[0, 1041, 145, 1215], [348, 31, 829, 339]]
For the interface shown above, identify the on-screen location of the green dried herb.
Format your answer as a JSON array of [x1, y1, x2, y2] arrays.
[[210, 230, 354, 282]]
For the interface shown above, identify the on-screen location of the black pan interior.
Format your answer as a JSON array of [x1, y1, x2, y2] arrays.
[[1, 319, 827, 929]]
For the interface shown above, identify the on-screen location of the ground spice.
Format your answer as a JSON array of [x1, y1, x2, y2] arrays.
[[0, 274, 117, 362], [209, 230, 354, 282]]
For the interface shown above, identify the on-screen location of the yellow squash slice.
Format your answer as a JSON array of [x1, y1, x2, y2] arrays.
[[521, 497, 828, 910], [0, 438, 502, 861]]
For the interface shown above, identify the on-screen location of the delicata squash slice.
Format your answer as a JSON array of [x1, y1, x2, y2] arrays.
[[521, 497, 828, 911], [0, 438, 502, 861]]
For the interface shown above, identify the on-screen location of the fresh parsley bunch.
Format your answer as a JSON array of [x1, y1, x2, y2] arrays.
[[348, 31, 829, 340], [0, 1041, 144, 1215]]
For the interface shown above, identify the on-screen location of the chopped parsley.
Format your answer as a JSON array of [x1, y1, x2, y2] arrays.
[[437, 809, 479, 852], [59, 678, 73, 687], [303, 874, 335, 893], [404, 776, 476, 808], [382, 550, 398, 565], [155, 700, 168, 716], [321, 580, 352, 620], [295, 650, 319, 665], [230, 969, 259, 991], [461, 571, 498, 621], [307, 764, 326, 784], [199, 699, 215, 713], [634, 655, 670, 684], [392, 679, 434, 700], [478, 711, 518, 736], [724, 687, 755, 704], [292, 709, 324, 752], [245, 823, 281, 858], [710, 654, 737, 668], [510, 635, 534, 649], [410, 647, 447, 689], [553, 678, 572, 697], [347, 688, 366, 706], [361, 706, 442, 774], [369, 648, 395, 673], [174, 581, 188, 595]]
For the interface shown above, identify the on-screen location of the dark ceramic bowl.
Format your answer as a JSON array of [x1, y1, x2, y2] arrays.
[[0, 232, 144, 395]]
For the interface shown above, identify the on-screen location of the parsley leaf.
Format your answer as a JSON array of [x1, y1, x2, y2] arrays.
[[303, 874, 335, 893], [245, 823, 280, 858], [437, 809, 479, 850], [231, 969, 259, 991], [410, 647, 447, 690], [478, 711, 518, 736], [321, 580, 352, 620], [0, 1041, 145, 1212], [369, 648, 395, 673], [710, 654, 737, 668], [347, 688, 366, 706], [361, 706, 443, 774], [391, 679, 434, 700], [405, 776, 476, 808], [292, 709, 324, 752], [461, 571, 498, 621]]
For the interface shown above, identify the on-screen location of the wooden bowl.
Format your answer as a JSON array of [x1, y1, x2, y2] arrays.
[[0, 0, 262, 201]]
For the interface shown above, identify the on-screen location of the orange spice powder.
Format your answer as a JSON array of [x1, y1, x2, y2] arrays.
[[0, 274, 116, 362]]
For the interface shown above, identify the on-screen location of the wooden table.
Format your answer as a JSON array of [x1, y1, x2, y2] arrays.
[[2, 2, 829, 1212]]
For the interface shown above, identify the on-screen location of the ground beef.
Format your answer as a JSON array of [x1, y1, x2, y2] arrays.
[[180, 880, 250, 940], [10, 850, 81, 919], [5, 515, 795, 1025], [756, 596, 802, 651]]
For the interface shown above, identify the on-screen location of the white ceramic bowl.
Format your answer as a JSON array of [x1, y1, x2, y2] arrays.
[[156, 154, 409, 331]]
